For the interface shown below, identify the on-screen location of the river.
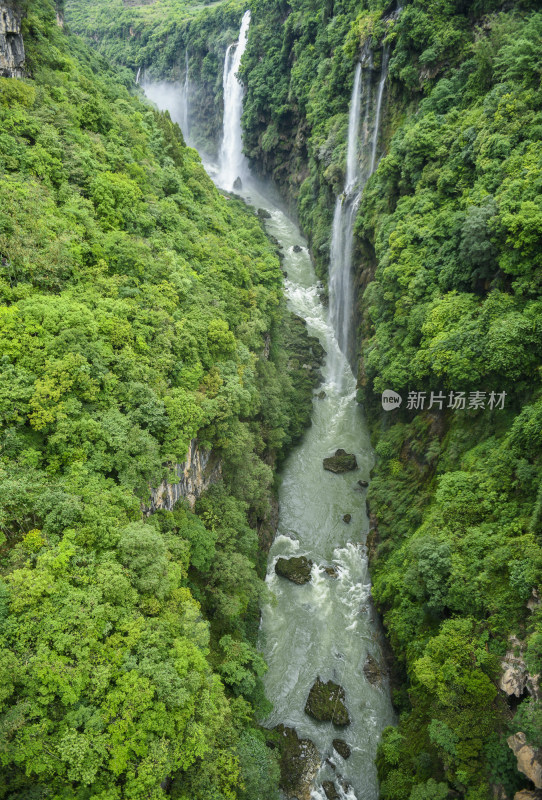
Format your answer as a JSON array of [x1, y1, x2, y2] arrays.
[[142, 15, 394, 798]]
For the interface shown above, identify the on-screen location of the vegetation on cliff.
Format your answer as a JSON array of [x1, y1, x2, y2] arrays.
[[0, 2, 320, 797]]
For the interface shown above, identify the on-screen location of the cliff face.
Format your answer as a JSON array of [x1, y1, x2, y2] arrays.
[[143, 439, 222, 514], [0, 2, 24, 78]]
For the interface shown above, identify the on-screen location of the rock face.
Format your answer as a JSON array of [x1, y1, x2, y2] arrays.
[[363, 653, 382, 686], [143, 439, 221, 514], [0, 2, 25, 78], [323, 449, 358, 473], [508, 732, 542, 789], [275, 725, 320, 800], [304, 677, 350, 726], [332, 739, 351, 760], [275, 555, 313, 584], [500, 636, 540, 700], [514, 791, 542, 800]]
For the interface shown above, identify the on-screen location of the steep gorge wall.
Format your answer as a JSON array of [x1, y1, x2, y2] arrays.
[[0, 1, 25, 77]]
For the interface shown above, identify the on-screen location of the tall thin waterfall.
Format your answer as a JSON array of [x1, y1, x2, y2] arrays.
[[370, 44, 390, 174], [218, 10, 251, 191], [181, 51, 189, 137], [328, 49, 389, 384]]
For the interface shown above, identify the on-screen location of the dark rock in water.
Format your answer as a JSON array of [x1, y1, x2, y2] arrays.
[[333, 739, 351, 760], [363, 653, 382, 686], [233, 176, 242, 190], [257, 207, 271, 219], [357, 479, 369, 488], [325, 757, 336, 771], [293, 244, 302, 253], [343, 513, 351, 524], [324, 566, 338, 578], [275, 555, 313, 585], [317, 390, 326, 399], [274, 725, 320, 800], [322, 781, 340, 800], [304, 677, 350, 726], [323, 449, 358, 474]]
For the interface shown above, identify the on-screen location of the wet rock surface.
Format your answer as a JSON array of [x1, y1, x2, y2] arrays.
[[322, 780, 340, 800], [363, 653, 382, 686], [342, 513, 351, 523], [332, 739, 351, 760], [304, 677, 350, 726], [275, 555, 313, 584], [324, 565, 338, 578], [323, 449, 358, 473], [274, 725, 320, 800], [293, 243, 302, 252]]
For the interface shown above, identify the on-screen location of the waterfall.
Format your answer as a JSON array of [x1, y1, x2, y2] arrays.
[[181, 51, 189, 137], [328, 48, 389, 383], [135, 66, 141, 85], [370, 44, 390, 174], [217, 10, 251, 191]]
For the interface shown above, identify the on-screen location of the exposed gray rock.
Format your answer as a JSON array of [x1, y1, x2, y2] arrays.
[[304, 677, 350, 726], [332, 739, 351, 760], [233, 176, 242, 190], [508, 732, 542, 789], [514, 791, 542, 800], [323, 449, 358, 473], [143, 439, 221, 514], [0, 2, 25, 78], [500, 636, 540, 700], [274, 725, 320, 800], [275, 556, 313, 585]]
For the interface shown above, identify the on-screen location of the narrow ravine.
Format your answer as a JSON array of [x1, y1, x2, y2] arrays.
[[142, 15, 394, 800]]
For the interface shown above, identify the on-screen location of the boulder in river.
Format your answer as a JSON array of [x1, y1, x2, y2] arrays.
[[332, 739, 351, 760], [343, 513, 351, 524], [233, 176, 242, 190], [322, 781, 340, 800], [293, 244, 302, 253], [323, 449, 358, 474], [304, 677, 350, 726], [357, 479, 369, 488], [363, 653, 382, 686], [274, 725, 320, 800], [324, 566, 338, 578], [257, 207, 271, 219], [317, 390, 326, 399], [275, 556, 313, 585]]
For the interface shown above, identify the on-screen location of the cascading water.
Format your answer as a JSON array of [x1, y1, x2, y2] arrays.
[[217, 9, 251, 191], [141, 22, 395, 800], [328, 48, 390, 382]]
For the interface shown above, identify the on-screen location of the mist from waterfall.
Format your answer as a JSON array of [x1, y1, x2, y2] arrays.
[[217, 10, 251, 191], [328, 48, 390, 385]]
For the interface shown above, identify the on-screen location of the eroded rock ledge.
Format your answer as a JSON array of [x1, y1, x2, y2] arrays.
[[0, 2, 25, 78]]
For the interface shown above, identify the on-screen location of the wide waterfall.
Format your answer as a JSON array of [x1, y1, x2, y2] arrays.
[[217, 9, 251, 191], [328, 48, 390, 380], [141, 21, 394, 800]]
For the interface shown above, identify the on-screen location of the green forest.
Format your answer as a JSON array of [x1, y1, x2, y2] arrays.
[[1, 0, 542, 798]]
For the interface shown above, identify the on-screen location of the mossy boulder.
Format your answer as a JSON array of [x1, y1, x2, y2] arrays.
[[323, 449, 357, 473], [275, 556, 313, 584], [304, 677, 350, 726], [274, 725, 320, 800], [363, 653, 382, 686], [332, 739, 351, 760], [322, 781, 340, 800]]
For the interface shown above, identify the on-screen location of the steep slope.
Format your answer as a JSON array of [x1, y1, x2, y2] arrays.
[[0, 2, 322, 798]]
